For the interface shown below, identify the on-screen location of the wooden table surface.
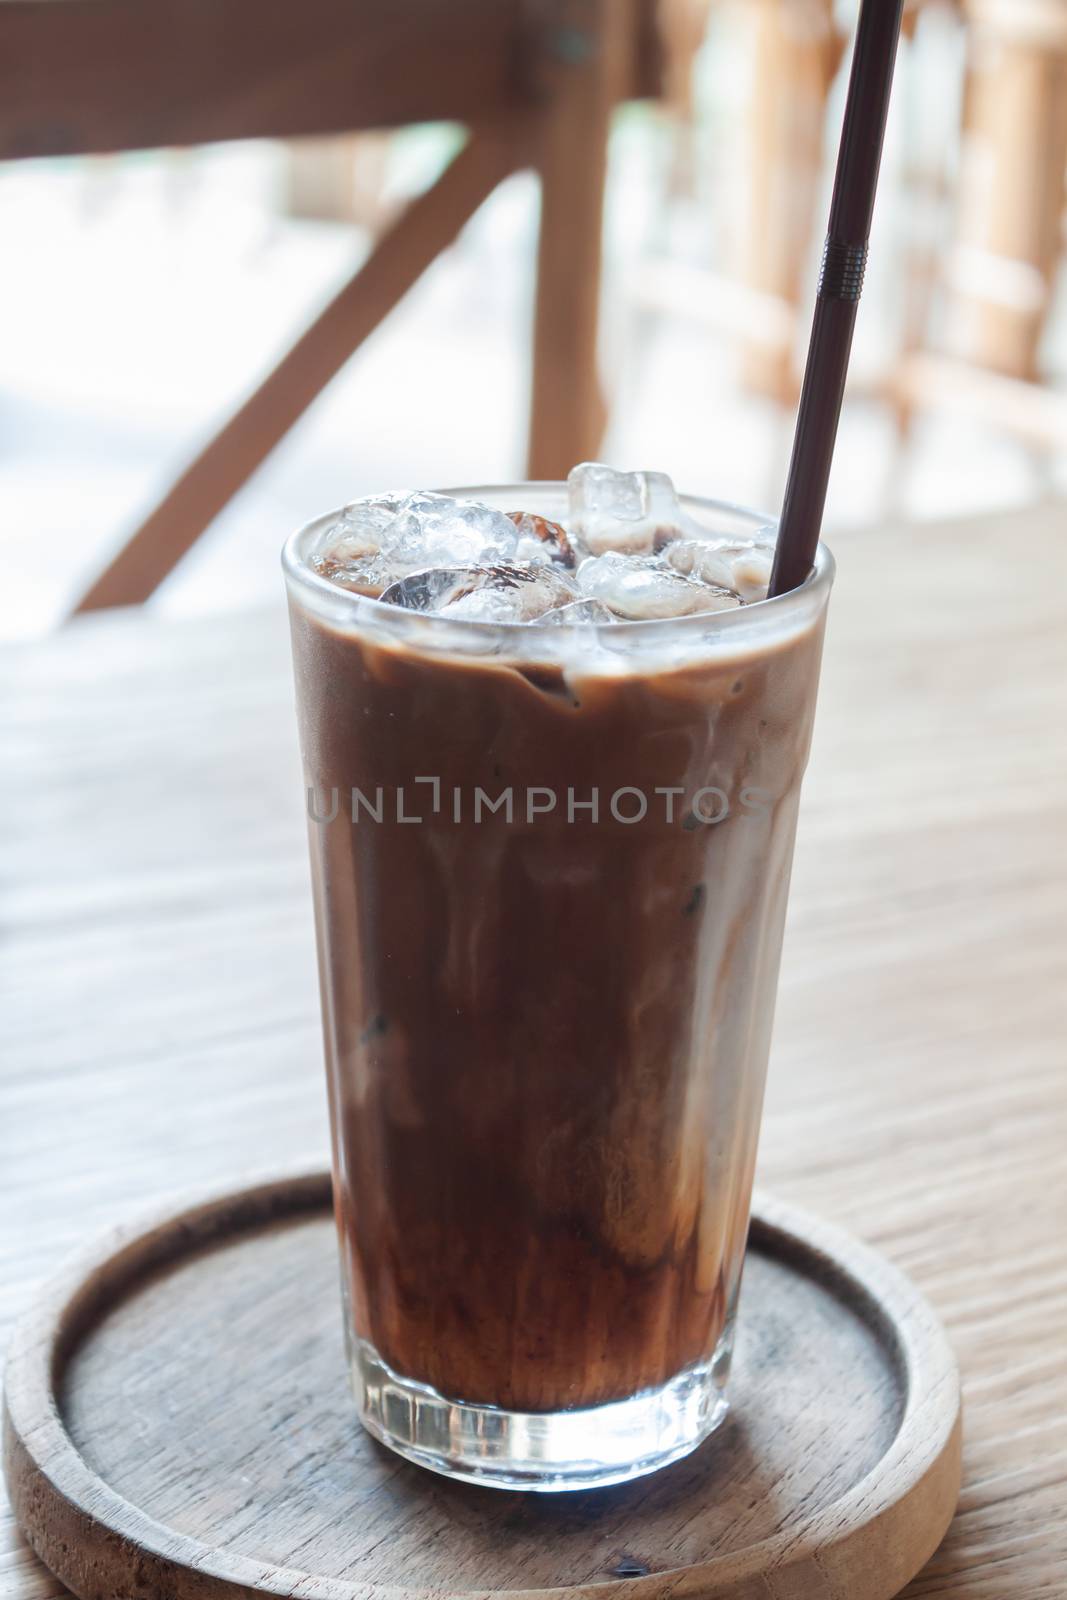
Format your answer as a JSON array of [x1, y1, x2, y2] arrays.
[[2, 504, 1066, 1598]]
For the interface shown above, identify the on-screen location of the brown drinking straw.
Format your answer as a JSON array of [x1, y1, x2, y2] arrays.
[[768, 0, 906, 598]]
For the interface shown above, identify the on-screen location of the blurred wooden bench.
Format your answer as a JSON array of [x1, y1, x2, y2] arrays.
[[726, 0, 1067, 445], [893, 0, 1067, 449], [724, 0, 956, 405], [0, 0, 662, 611]]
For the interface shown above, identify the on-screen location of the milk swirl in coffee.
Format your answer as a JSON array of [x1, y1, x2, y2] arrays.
[[286, 467, 829, 1439]]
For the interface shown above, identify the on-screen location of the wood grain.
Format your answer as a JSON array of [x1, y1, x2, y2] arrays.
[[3, 1175, 960, 1600], [2, 500, 1067, 1595]]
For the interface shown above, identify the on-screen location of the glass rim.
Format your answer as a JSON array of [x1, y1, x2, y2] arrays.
[[281, 482, 835, 657]]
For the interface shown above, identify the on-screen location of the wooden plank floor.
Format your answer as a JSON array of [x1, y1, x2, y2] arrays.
[[2, 502, 1065, 1596]]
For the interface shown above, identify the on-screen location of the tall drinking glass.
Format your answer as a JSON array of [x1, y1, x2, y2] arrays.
[[283, 485, 833, 1491]]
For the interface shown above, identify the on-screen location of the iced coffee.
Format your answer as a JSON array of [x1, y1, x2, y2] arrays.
[[283, 467, 832, 1490]]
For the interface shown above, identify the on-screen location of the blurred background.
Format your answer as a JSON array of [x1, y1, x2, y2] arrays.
[[3, 0, 1066, 638]]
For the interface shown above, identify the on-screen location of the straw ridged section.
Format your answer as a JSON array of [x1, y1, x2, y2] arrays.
[[817, 237, 868, 303]]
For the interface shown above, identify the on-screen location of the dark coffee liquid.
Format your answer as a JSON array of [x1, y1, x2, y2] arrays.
[[290, 607, 824, 1411]]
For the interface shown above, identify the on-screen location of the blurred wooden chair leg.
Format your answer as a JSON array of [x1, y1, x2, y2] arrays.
[[738, 0, 842, 405], [891, 0, 967, 442], [948, 0, 1067, 379], [659, 0, 714, 198], [890, 0, 1067, 455], [526, 0, 638, 479], [54, 0, 659, 610], [74, 129, 526, 613]]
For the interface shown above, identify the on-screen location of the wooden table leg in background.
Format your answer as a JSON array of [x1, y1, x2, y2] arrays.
[[948, 0, 1067, 379], [526, 0, 635, 479]]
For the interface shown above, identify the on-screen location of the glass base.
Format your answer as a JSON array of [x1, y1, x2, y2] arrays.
[[350, 1334, 733, 1491]]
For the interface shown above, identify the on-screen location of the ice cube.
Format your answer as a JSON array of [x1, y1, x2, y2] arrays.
[[568, 462, 684, 556], [504, 511, 575, 568], [311, 491, 524, 595], [665, 535, 775, 603], [575, 553, 743, 620], [539, 598, 618, 625], [377, 565, 475, 613], [308, 493, 406, 585], [725, 538, 776, 602], [384, 492, 518, 569], [381, 563, 579, 622], [438, 589, 527, 623]]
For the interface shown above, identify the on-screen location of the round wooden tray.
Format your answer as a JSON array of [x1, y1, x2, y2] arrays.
[[3, 1171, 961, 1600]]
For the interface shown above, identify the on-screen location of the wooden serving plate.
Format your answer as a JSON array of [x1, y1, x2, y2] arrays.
[[3, 1172, 961, 1600]]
